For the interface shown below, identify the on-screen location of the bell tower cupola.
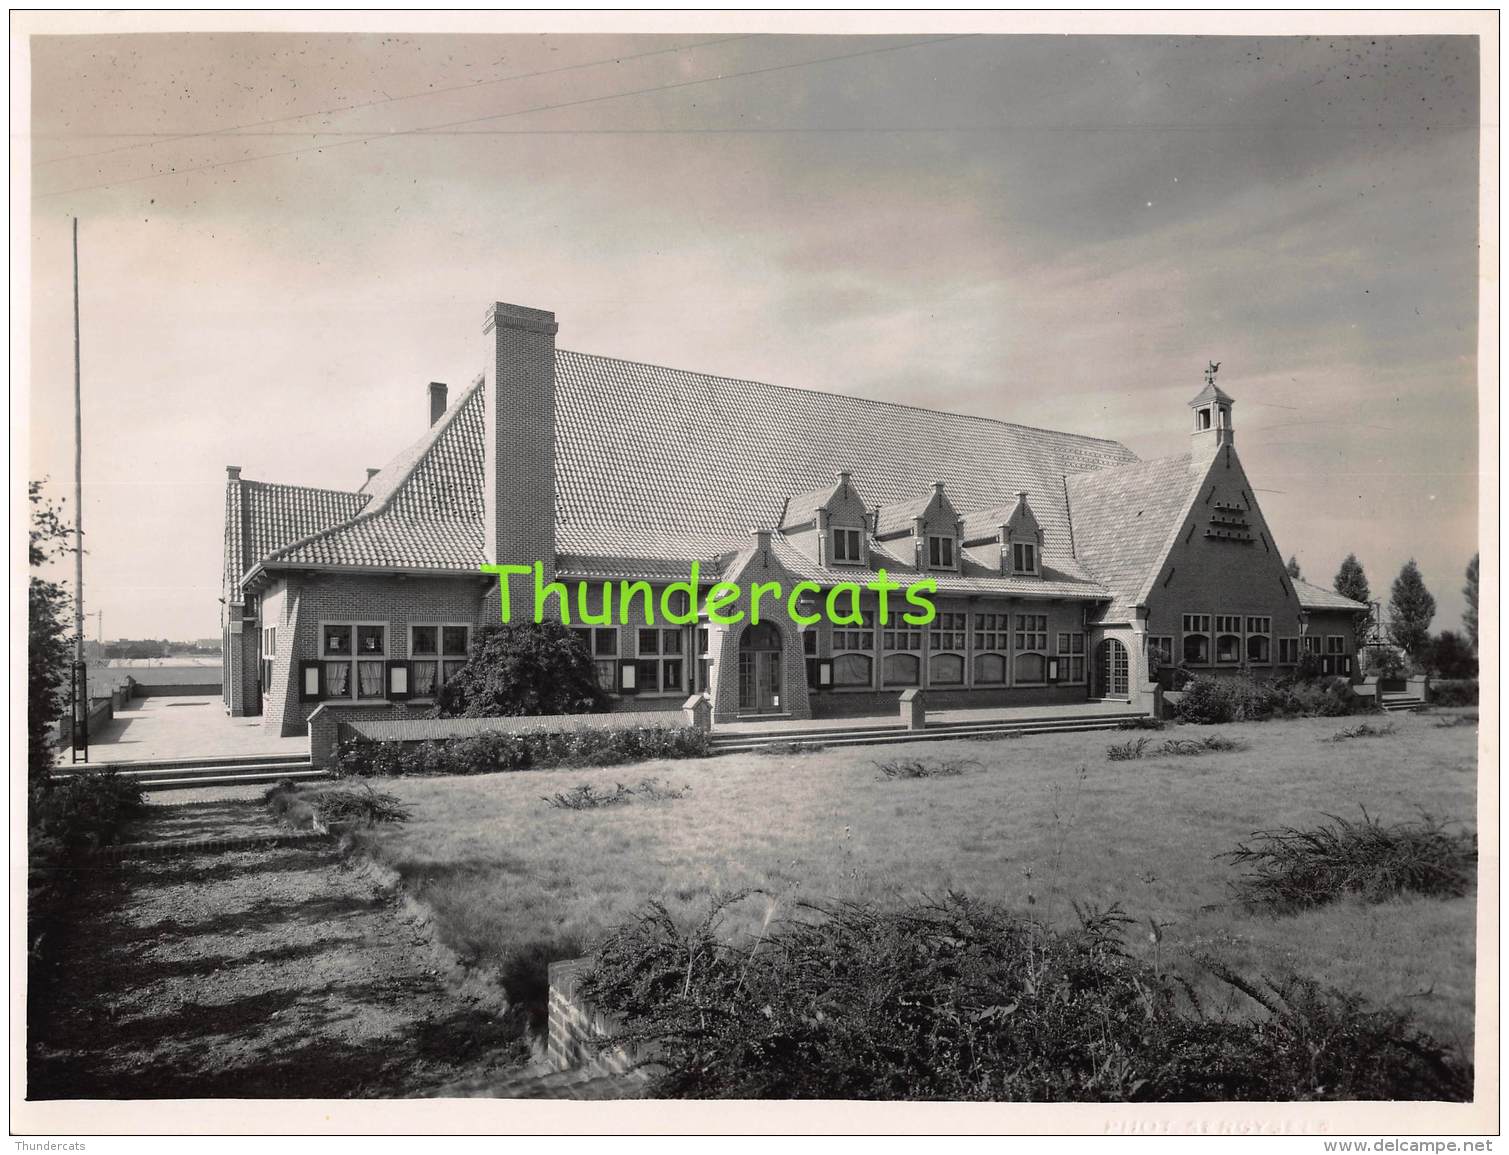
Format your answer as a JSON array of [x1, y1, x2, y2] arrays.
[[1189, 360, 1235, 469]]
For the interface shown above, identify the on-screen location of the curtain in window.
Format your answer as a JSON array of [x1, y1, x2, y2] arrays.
[[1014, 653, 1045, 683], [412, 660, 438, 698], [357, 660, 384, 698], [883, 653, 920, 686], [930, 654, 964, 685], [833, 653, 872, 687], [974, 653, 1006, 684], [323, 661, 350, 698]]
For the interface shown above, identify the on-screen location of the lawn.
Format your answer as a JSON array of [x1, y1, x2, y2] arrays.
[[344, 710, 1479, 1059]]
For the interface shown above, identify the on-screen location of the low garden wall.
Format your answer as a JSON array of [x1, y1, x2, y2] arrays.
[[307, 696, 712, 768]]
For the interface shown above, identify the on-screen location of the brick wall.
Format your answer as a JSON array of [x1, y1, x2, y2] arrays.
[[546, 957, 641, 1076], [484, 302, 558, 618]]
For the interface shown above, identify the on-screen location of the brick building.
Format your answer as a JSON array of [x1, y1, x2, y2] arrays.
[[222, 301, 1367, 735]]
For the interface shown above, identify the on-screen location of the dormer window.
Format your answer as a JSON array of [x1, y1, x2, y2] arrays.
[[1012, 541, 1038, 574], [927, 534, 956, 569], [832, 527, 863, 564]]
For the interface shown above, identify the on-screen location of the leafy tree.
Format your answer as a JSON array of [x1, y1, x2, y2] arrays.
[[1334, 553, 1374, 647], [1387, 559, 1436, 660], [1423, 630, 1476, 680], [432, 622, 608, 718], [1463, 553, 1479, 652], [1285, 556, 1303, 581], [29, 481, 76, 786]]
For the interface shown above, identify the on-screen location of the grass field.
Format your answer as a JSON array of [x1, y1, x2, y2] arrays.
[[345, 710, 1480, 1057]]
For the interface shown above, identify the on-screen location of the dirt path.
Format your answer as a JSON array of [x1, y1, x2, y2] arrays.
[[28, 798, 531, 1099]]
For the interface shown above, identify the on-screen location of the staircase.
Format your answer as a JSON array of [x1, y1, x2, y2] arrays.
[[55, 752, 328, 792], [1381, 693, 1428, 713], [711, 708, 1149, 754]]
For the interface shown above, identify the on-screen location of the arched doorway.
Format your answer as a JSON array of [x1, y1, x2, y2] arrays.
[[1095, 638, 1130, 699], [738, 621, 785, 714]]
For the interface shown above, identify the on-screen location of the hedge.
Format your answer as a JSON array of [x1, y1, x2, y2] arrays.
[[332, 724, 714, 778], [1174, 675, 1372, 725]]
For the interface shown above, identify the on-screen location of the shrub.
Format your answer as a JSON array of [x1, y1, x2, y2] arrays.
[[1106, 737, 1152, 761], [29, 772, 147, 854], [431, 622, 609, 718], [1175, 676, 1368, 724], [542, 778, 690, 809], [1324, 721, 1395, 743], [1159, 736, 1243, 756], [1116, 716, 1166, 731], [313, 784, 411, 827], [873, 757, 975, 779], [1364, 646, 1407, 681], [1221, 809, 1476, 913], [1434, 712, 1477, 729], [331, 724, 713, 778], [578, 893, 1470, 1101], [1428, 680, 1478, 707]]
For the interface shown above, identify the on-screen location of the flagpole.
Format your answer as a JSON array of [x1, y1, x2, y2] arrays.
[[72, 217, 88, 762]]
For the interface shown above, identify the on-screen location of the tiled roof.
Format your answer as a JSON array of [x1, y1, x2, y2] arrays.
[[552, 350, 1136, 564], [760, 534, 1109, 600], [239, 348, 1138, 588], [779, 480, 845, 529], [225, 478, 369, 598], [1065, 454, 1203, 623], [257, 380, 486, 571], [1292, 578, 1370, 612]]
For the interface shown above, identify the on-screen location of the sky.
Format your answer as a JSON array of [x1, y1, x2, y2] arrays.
[[24, 27, 1483, 640]]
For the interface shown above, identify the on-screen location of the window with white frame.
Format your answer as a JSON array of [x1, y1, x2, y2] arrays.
[[1147, 635, 1174, 670], [570, 627, 621, 691], [1302, 635, 1321, 655], [832, 609, 874, 686], [883, 618, 923, 686], [973, 612, 1009, 684], [929, 612, 966, 685], [1014, 613, 1049, 683], [832, 527, 864, 564], [927, 535, 956, 570], [1325, 635, 1346, 655], [321, 622, 387, 700], [260, 625, 275, 695], [410, 623, 470, 699], [1278, 637, 1300, 664], [636, 627, 685, 694], [1012, 541, 1038, 575], [1214, 614, 1243, 663], [1057, 632, 1086, 682], [1182, 614, 1211, 664], [1245, 616, 1272, 664]]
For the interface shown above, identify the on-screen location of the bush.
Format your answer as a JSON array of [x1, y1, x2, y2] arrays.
[[1364, 646, 1407, 680], [1106, 737, 1152, 761], [1174, 676, 1368, 724], [29, 772, 147, 854], [1221, 809, 1476, 913], [331, 724, 713, 778], [873, 757, 975, 779], [432, 622, 609, 718], [578, 893, 1470, 1101], [312, 784, 411, 827], [1324, 721, 1395, 743], [542, 778, 690, 809], [1116, 716, 1166, 731], [1159, 736, 1244, 756], [1429, 679, 1478, 707]]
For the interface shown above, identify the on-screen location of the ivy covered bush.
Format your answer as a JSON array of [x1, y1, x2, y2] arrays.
[[332, 724, 713, 778], [432, 622, 608, 718]]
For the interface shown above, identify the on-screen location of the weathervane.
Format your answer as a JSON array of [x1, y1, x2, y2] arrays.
[[1204, 360, 1221, 387]]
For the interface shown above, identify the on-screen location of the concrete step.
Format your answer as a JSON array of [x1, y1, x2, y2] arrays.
[[65, 751, 310, 773], [1381, 697, 1427, 712], [60, 760, 315, 782], [712, 710, 1146, 745], [713, 716, 1144, 753], [131, 769, 332, 792]]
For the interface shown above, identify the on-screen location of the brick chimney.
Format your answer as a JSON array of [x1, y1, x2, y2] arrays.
[[482, 303, 558, 590], [428, 381, 448, 427]]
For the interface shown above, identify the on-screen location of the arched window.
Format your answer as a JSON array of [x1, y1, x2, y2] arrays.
[[883, 653, 920, 686], [974, 652, 1006, 685], [1014, 652, 1045, 683], [833, 653, 872, 687], [930, 653, 963, 685]]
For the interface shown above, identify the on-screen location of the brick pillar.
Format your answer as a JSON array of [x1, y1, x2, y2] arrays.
[[483, 302, 558, 622]]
